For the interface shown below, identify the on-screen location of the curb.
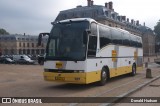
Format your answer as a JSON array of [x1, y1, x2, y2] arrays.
[[100, 75, 160, 106]]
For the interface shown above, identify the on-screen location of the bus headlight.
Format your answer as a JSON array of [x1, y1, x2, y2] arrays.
[[44, 69, 49, 72], [79, 70, 84, 73]]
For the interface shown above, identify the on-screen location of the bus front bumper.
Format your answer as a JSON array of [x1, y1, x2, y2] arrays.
[[43, 71, 101, 84], [43, 72, 86, 84]]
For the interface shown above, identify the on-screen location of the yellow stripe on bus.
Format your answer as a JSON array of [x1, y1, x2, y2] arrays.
[[43, 66, 143, 84]]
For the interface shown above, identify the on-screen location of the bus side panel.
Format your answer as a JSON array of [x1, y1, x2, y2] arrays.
[[96, 45, 143, 78]]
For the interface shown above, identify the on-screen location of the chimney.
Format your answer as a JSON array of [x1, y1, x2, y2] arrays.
[[91, 0, 94, 6], [24, 33, 25, 36], [127, 18, 129, 22], [109, 2, 113, 10], [87, 0, 91, 6], [105, 2, 109, 9], [143, 22, 145, 26], [136, 20, 139, 26], [131, 19, 134, 24]]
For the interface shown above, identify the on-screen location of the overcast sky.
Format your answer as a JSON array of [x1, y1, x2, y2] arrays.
[[0, 0, 160, 35]]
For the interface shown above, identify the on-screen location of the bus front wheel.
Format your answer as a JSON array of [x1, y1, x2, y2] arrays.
[[99, 69, 108, 86]]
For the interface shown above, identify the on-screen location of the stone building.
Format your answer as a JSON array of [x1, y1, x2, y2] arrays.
[[0, 34, 47, 56], [54, 0, 155, 56]]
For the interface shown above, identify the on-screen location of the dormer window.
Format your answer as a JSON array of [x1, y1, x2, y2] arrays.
[[105, 11, 108, 16], [112, 14, 115, 19]]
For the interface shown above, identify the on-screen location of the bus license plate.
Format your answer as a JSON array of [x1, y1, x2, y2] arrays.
[[55, 77, 65, 81]]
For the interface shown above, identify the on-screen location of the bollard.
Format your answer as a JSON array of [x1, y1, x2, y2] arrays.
[[145, 62, 148, 68], [146, 68, 152, 78]]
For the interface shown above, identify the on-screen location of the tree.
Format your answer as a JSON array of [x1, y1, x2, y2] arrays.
[[0, 28, 9, 35]]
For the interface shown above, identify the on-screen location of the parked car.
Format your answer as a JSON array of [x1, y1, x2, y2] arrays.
[[13, 55, 30, 61], [16, 58, 35, 64], [0, 57, 15, 64]]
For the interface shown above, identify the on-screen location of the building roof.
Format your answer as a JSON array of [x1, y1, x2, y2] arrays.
[[0, 34, 48, 42], [54, 1, 154, 35]]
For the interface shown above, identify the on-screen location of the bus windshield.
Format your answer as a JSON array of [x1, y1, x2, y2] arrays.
[[46, 21, 89, 61]]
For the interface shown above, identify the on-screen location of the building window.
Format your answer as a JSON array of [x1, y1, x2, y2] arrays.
[[19, 42, 21, 47], [32, 43, 34, 47], [32, 49, 34, 54], [105, 11, 108, 17], [23, 43, 25, 47], [27, 43, 29, 47], [36, 49, 39, 54], [27, 49, 30, 54]]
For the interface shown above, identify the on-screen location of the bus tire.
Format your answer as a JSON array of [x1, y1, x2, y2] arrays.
[[131, 64, 136, 76], [99, 68, 108, 86]]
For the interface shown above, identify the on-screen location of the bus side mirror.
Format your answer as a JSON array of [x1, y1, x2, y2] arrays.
[[83, 31, 88, 45], [38, 33, 42, 46], [38, 33, 50, 46]]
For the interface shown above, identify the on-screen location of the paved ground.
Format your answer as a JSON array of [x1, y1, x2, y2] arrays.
[[0, 59, 160, 106], [114, 78, 160, 106]]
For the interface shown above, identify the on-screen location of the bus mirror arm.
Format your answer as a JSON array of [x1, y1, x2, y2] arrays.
[[86, 29, 91, 34], [38, 33, 50, 46]]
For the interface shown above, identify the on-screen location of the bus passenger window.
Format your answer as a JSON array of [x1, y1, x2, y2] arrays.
[[87, 36, 97, 57], [111, 30, 123, 45], [99, 25, 111, 49], [100, 37, 111, 48], [122, 33, 131, 46], [130, 34, 138, 47]]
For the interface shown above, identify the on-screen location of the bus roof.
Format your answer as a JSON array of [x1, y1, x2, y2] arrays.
[[57, 18, 142, 39], [58, 18, 96, 23]]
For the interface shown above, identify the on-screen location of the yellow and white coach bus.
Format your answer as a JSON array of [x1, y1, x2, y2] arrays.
[[38, 18, 143, 85]]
